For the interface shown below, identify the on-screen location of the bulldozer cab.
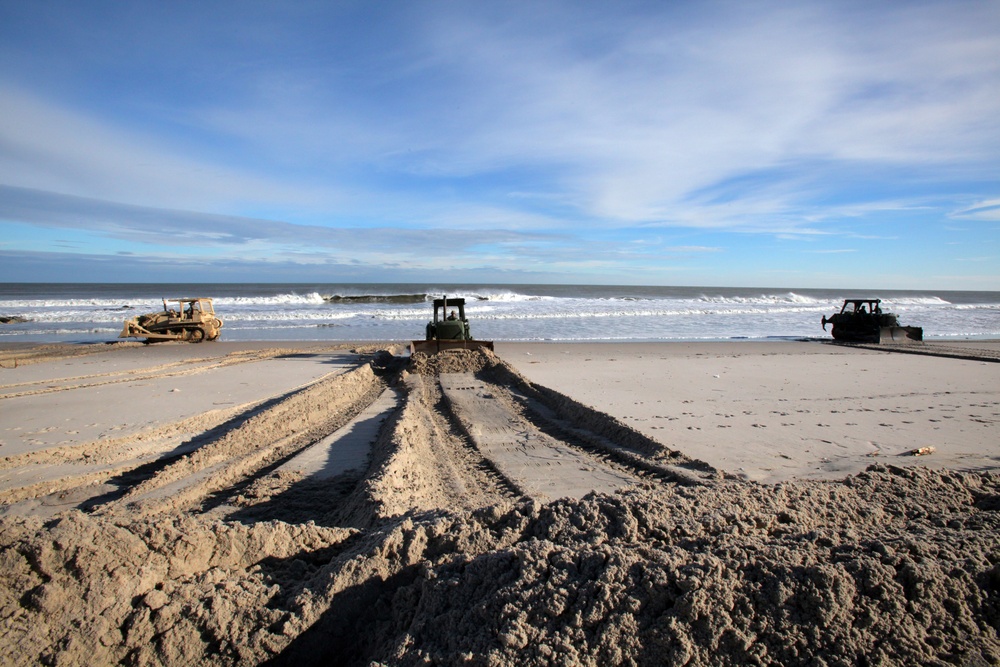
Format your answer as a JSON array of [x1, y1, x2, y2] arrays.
[[174, 298, 215, 321], [841, 299, 881, 316], [430, 297, 470, 340]]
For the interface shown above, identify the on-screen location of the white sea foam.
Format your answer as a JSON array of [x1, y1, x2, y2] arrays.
[[2, 284, 997, 343], [214, 292, 328, 306], [697, 291, 822, 305]]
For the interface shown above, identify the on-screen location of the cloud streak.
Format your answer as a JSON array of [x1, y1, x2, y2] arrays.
[[0, 1, 997, 287], [0, 185, 560, 257]]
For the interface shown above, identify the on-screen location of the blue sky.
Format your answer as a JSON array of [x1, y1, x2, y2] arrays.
[[0, 1, 998, 288]]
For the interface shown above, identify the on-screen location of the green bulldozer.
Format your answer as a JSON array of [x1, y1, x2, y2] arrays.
[[411, 296, 494, 354]]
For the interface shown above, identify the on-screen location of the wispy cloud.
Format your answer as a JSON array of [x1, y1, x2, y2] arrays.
[[0, 185, 560, 258], [0, 1, 997, 287], [951, 199, 1000, 222]]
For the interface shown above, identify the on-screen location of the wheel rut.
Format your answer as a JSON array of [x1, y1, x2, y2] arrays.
[[2, 346, 721, 522]]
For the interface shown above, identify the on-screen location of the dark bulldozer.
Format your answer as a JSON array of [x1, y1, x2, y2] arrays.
[[411, 296, 494, 354], [821, 299, 922, 343]]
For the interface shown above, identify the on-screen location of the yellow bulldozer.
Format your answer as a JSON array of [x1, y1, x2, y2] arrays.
[[120, 297, 223, 343]]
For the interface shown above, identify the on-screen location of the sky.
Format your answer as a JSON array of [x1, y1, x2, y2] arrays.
[[0, 1, 998, 289]]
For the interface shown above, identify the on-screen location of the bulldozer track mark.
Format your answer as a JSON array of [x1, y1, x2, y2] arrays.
[[0, 357, 228, 396], [92, 363, 388, 517], [204, 387, 407, 521], [413, 374, 520, 501], [496, 370, 722, 477], [406, 348, 722, 501], [0, 366, 356, 476], [425, 389, 518, 506], [0, 403, 248, 473], [423, 376, 523, 499], [830, 341, 1000, 363], [509, 388, 722, 486], [330, 372, 515, 528], [0, 364, 387, 511], [0, 347, 321, 399], [0, 342, 141, 368], [439, 373, 642, 500]]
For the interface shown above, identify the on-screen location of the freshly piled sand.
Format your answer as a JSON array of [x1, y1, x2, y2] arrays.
[[0, 341, 997, 666]]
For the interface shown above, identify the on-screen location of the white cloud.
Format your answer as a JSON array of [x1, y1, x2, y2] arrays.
[[394, 2, 1000, 224], [0, 1, 997, 288], [5, 2, 998, 232], [951, 199, 1000, 222], [0, 87, 347, 213]]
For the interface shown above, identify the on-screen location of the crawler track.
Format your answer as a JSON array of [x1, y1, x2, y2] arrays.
[[829, 340, 1000, 363], [440, 373, 640, 499]]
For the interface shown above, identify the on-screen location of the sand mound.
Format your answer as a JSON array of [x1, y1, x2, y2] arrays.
[[1, 466, 998, 666], [408, 348, 496, 375], [0, 512, 354, 665]]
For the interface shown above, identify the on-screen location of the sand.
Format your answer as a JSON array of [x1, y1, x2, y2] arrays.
[[497, 341, 1000, 483], [0, 339, 998, 666]]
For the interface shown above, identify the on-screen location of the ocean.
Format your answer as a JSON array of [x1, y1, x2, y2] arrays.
[[1, 283, 997, 344]]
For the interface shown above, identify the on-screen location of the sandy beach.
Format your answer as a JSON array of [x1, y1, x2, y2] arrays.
[[1, 339, 998, 665], [498, 341, 1000, 483]]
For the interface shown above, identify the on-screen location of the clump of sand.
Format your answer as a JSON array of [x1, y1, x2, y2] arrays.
[[2, 465, 997, 666], [0, 513, 354, 665], [408, 348, 497, 375]]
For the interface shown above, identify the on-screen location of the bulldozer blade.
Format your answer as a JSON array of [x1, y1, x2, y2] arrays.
[[410, 339, 495, 355], [880, 326, 923, 343]]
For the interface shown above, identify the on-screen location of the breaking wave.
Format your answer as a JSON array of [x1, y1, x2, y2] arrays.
[[2, 284, 998, 343]]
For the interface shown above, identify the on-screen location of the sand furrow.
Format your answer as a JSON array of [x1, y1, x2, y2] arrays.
[[275, 387, 402, 481], [0, 342, 140, 368], [0, 402, 254, 472], [336, 371, 515, 527]]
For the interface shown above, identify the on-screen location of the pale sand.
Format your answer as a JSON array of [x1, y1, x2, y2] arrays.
[[1, 340, 998, 666], [497, 340, 1000, 483], [1, 339, 996, 500], [0, 342, 364, 458]]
